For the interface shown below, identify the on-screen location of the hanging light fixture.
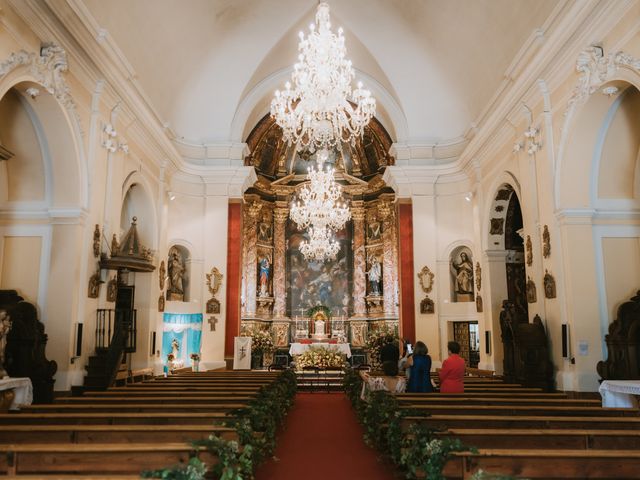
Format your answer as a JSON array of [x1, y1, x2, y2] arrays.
[[289, 149, 351, 232], [271, 2, 376, 152], [299, 225, 340, 262], [272, 2, 375, 261]]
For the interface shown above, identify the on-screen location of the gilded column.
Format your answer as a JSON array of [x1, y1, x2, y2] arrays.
[[244, 200, 262, 316], [351, 202, 367, 316], [272, 205, 288, 317], [380, 200, 399, 316]]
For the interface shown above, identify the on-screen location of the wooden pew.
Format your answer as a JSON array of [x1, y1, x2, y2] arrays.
[[0, 412, 227, 425], [403, 404, 638, 417], [55, 395, 255, 404], [398, 396, 600, 407], [0, 443, 217, 475], [403, 414, 640, 430], [435, 428, 640, 450], [22, 402, 246, 413], [0, 424, 237, 444], [442, 449, 640, 479]]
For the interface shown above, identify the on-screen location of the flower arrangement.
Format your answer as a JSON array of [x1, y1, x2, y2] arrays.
[[243, 328, 275, 354], [364, 326, 399, 371], [190, 353, 200, 362], [305, 304, 331, 320], [294, 346, 345, 370], [167, 353, 175, 362]]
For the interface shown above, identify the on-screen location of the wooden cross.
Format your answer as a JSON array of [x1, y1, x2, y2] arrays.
[[208, 316, 218, 331]]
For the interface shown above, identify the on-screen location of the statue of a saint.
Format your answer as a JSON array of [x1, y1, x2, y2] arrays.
[[367, 256, 382, 296], [258, 256, 270, 297], [167, 247, 186, 301], [0, 310, 11, 378], [451, 252, 474, 295], [171, 338, 180, 357]]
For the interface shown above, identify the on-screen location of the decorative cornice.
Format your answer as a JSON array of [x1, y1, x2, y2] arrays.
[[565, 46, 640, 115], [0, 44, 83, 134]]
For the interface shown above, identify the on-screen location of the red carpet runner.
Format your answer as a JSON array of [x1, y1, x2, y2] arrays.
[[256, 393, 398, 480]]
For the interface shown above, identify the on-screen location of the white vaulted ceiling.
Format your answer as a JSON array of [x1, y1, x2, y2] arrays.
[[80, 0, 560, 153]]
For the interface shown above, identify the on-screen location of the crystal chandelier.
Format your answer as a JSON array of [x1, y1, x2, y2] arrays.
[[299, 225, 340, 262], [271, 2, 376, 152], [289, 149, 351, 232]]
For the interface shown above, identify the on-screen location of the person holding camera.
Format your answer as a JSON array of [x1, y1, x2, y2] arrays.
[[404, 341, 434, 393]]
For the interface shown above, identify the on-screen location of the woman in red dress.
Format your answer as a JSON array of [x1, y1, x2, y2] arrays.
[[439, 341, 465, 393]]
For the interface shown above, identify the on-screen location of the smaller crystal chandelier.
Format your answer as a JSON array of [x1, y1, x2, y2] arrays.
[[271, 2, 376, 152], [299, 225, 340, 262], [290, 149, 350, 233]]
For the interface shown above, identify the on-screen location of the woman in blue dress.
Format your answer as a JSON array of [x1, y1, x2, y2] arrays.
[[405, 341, 434, 393]]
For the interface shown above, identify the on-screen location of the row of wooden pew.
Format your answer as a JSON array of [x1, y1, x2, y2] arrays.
[[396, 375, 640, 479], [0, 370, 281, 477]]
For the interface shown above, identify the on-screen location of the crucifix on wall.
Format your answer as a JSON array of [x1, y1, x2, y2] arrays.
[[208, 316, 218, 331]]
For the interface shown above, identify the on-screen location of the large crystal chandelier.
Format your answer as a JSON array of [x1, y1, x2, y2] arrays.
[[271, 2, 376, 152], [289, 149, 350, 231], [299, 225, 340, 262]]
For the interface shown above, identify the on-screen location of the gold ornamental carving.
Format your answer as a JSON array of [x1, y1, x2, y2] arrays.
[[417, 266, 435, 294]]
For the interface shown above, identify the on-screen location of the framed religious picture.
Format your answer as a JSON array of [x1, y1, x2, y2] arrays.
[[207, 297, 221, 314], [420, 296, 435, 314]]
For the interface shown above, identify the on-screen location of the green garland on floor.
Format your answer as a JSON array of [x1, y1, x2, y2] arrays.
[[343, 366, 477, 479], [141, 369, 297, 480]]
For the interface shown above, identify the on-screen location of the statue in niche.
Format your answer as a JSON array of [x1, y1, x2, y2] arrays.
[[258, 256, 271, 298], [544, 270, 556, 299], [0, 310, 12, 378], [367, 256, 382, 296], [167, 247, 186, 301], [451, 251, 474, 299]]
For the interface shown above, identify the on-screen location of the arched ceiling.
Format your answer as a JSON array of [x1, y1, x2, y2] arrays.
[[81, 0, 560, 150]]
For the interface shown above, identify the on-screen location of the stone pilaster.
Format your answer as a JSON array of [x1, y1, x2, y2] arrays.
[[352, 202, 367, 316], [272, 205, 288, 318], [380, 201, 399, 315], [244, 200, 262, 316]]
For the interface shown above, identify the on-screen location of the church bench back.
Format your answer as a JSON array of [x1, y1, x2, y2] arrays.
[[398, 396, 600, 407], [435, 428, 640, 450], [402, 414, 640, 430], [442, 449, 640, 479], [22, 402, 247, 414], [404, 404, 638, 417], [0, 424, 237, 444], [55, 394, 255, 403], [0, 411, 227, 425], [0, 443, 218, 476]]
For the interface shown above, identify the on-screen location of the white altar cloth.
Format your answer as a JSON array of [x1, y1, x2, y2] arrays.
[[289, 342, 352, 358], [0, 377, 33, 410], [599, 380, 640, 408]]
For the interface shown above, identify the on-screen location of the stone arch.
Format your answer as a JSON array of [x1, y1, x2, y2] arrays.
[[121, 171, 159, 250], [482, 172, 522, 251], [590, 83, 640, 209], [555, 48, 640, 212]]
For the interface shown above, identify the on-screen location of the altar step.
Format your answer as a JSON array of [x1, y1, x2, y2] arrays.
[[296, 370, 345, 392]]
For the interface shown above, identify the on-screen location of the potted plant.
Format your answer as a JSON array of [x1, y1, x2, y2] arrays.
[[190, 352, 200, 372]]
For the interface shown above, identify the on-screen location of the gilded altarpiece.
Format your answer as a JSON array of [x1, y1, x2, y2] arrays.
[[240, 113, 400, 347]]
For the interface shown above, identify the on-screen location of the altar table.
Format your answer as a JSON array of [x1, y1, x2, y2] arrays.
[[599, 380, 640, 408], [289, 342, 352, 358], [0, 377, 33, 410]]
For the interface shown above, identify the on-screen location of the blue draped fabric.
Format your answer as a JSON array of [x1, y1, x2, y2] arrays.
[[162, 313, 202, 366]]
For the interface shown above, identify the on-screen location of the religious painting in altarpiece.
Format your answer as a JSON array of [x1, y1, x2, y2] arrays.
[[286, 220, 353, 317]]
